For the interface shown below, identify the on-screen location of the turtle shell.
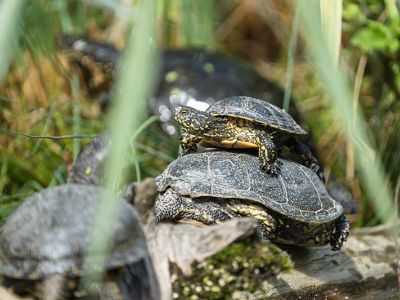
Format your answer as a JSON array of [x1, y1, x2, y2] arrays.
[[155, 151, 342, 223], [0, 184, 147, 280], [68, 133, 110, 186], [207, 96, 306, 134]]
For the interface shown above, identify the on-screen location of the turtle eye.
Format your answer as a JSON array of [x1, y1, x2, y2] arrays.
[[180, 108, 189, 115]]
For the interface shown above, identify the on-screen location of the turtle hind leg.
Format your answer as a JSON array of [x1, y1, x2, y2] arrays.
[[330, 215, 350, 251], [255, 130, 281, 176], [227, 200, 277, 242], [286, 138, 325, 182]]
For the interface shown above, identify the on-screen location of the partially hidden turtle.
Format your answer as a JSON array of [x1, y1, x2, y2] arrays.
[[173, 96, 324, 179], [0, 184, 159, 299], [58, 34, 300, 136], [154, 151, 349, 251], [68, 133, 111, 186]]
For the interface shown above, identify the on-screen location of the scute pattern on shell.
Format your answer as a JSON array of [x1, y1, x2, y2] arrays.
[[0, 184, 147, 279], [155, 151, 342, 223], [207, 96, 306, 134]]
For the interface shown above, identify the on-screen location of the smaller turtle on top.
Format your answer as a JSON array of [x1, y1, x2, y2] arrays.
[[172, 96, 324, 179]]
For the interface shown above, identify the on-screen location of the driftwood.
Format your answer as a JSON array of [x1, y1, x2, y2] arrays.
[[143, 216, 398, 299], [249, 227, 398, 299], [145, 217, 259, 300]]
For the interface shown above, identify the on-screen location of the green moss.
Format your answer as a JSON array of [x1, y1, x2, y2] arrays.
[[172, 239, 293, 299]]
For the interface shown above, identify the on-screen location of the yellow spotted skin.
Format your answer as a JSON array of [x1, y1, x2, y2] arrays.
[[201, 118, 259, 149]]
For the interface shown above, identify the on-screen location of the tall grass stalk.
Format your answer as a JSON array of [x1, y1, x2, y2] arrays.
[[319, 0, 342, 68], [298, 1, 394, 221], [82, 0, 158, 283], [283, 1, 300, 112], [0, 0, 25, 82], [180, 0, 215, 48]]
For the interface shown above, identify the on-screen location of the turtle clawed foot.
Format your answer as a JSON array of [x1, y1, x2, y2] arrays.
[[179, 148, 196, 157], [330, 215, 350, 251], [179, 145, 197, 157], [261, 160, 282, 176], [309, 162, 325, 183]]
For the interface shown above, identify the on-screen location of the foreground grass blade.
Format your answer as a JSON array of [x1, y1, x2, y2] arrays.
[[82, 0, 158, 283], [299, 1, 394, 221], [319, 0, 342, 68], [283, 2, 300, 112], [0, 0, 25, 82]]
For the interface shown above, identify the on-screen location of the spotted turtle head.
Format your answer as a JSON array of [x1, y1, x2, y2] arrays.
[[172, 106, 210, 134]]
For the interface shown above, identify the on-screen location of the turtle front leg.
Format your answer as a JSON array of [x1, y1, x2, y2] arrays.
[[179, 132, 202, 156], [330, 215, 350, 251], [286, 138, 325, 182], [154, 189, 184, 222], [154, 189, 235, 224], [255, 130, 282, 176]]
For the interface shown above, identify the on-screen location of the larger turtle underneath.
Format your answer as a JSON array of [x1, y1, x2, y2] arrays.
[[154, 151, 349, 250], [0, 184, 158, 299], [173, 96, 323, 179]]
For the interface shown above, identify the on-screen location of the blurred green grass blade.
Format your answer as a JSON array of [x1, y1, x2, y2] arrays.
[[319, 0, 342, 68], [283, 2, 300, 112], [385, 0, 399, 21], [53, 0, 73, 32], [129, 116, 160, 181], [82, 0, 158, 283], [299, 1, 394, 221], [180, 0, 215, 48], [71, 75, 81, 159], [0, 0, 25, 82]]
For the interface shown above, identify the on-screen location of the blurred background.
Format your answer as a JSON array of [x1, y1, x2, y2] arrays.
[[0, 0, 399, 228]]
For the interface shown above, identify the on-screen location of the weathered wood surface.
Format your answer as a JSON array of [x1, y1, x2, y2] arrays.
[[146, 221, 398, 300], [145, 217, 259, 300], [259, 228, 398, 299]]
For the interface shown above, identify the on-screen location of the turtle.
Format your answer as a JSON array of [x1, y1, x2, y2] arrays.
[[68, 133, 111, 186], [154, 150, 350, 251], [173, 96, 324, 179], [0, 184, 159, 299], [58, 35, 298, 135], [58, 34, 119, 107]]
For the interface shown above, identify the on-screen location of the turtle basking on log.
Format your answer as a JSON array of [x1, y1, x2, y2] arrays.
[[173, 96, 324, 179], [154, 151, 349, 251]]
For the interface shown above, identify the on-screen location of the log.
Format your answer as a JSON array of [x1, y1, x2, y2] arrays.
[[261, 227, 398, 299]]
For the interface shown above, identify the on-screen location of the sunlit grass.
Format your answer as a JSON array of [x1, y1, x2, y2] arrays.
[[299, 1, 394, 222], [179, 0, 216, 48], [319, 0, 342, 67], [283, 2, 300, 112]]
